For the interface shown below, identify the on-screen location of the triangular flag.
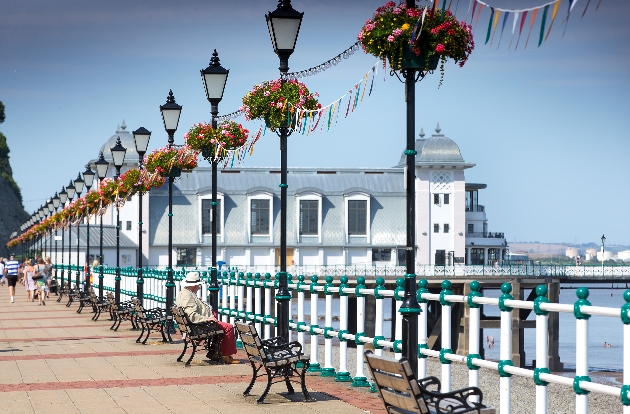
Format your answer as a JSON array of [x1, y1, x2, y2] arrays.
[[490, 9, 500, 46], [485, 7, 495, 44], [545, 0, 562, 41], [470, 0, 477, 23], [515, 10, 527, 50], [475, 4, 484, 29], [538, 5, 550, 47], [497, 11, 510, 49], [524, 9, 538, 49], [581, 0, 591, 17]]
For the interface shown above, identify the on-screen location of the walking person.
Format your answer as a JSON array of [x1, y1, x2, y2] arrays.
[[24, 259, 37, 302], [5, 254, 19, 303], [33, 258, 48, 306], [0, 258, 5, 285], [44, 257, 53, 298]]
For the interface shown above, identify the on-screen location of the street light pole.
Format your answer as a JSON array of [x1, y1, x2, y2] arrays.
[[201, 49, 229, 310], [59, 187, 68, 289], [160, 90, 182, 313], [95, 152, 109, 301], [601, 234, 606, 274], [52, 193, 60, 282], [83, 166, 95, 292], [133, 127, 152, 306], [66, 181, 76, 288], [74, 173, 85, 289], [111, 137, 127, 304]]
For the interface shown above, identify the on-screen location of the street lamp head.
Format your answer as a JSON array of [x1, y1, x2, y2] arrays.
[[201, 50, 229, 109], [83, 166, 96, 190], [66, 180, 76, 200], [59, 186, 68, 204], [95, 151, 109, 179], [52, 192, 60, 209], [265, 0, 303, 71], [601, 234, 606, 245], [133, 127, 152, 159], [74, 172, 85, 196], [110, 136, 127, 174], [160, 90, 182, 140], [47, 198, 54, 211], [43, 204, 49, 216]]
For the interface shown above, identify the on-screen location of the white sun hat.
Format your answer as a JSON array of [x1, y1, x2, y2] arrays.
[[182, 271, 203, 286]]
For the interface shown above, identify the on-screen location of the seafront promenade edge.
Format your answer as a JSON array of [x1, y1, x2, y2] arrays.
[[0, 288, 382, 414]]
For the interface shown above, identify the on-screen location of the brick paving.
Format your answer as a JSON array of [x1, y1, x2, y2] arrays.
[[0, 288, 384, 414]]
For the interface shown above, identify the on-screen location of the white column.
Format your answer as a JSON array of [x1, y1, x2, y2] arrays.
[[254, 274, 262, 334], [536, 312, 549, 414], [309, 287, 320, 371], [466, 248, 472, 265], [353, 293, 369, 386], [484, 247, 489, 265], [441, 303, 452, 392], [624, 319, 630, 414], [374, 289, 384, 357], [322, 279, 335, 376], [575, 319, 589, 413], [221, 273, 229, 323], [469, 305, 481, 401], [336, 293, 351, 382], [297, 277, 305, 346], [500, 293, 513, 414]]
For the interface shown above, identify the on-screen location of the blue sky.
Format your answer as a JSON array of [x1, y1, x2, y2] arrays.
[[1, 0, 628, 246]]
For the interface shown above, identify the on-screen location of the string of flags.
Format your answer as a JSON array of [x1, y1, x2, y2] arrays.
[[462, 0, 601, 50], [290, 61, 380, 136], [218, 124, 264, 169]]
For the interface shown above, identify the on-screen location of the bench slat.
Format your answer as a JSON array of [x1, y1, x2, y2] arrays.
[[380, 389, 427, 413]]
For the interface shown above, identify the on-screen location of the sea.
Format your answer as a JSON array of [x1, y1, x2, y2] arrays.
[[289, 282, 627, 373]]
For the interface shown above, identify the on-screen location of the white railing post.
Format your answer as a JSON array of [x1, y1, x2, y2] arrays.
[[264, 273, 272, 339], [574, 287, 591, 414], [467, 281, 482, 402], [498, 282, 514, 414], [245, 272, 253, 323], [622, 289, 630, 413], [308, 275, 321, 373], [394, 278, 404, 360], [254, 273, 262, 334], [287, 273, 293, 343], [352, 277, 369, 387], [417, 279, 429, 378], [532, 284, 551, 414], [322, 275, 336, 377], [335, 276, 352, 383], [229, 271, 236, 326], [439, 280, 453, 392], [221, 271, 229, 323], [296, 275, 306, 346], [373, 277, 386, 357]]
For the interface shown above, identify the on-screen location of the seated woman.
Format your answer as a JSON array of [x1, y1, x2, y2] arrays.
[[175, 272, 238, 363]]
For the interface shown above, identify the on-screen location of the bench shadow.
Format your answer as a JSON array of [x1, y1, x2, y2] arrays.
[[0, 348, 22, 352], [280, 391, 338, 402]]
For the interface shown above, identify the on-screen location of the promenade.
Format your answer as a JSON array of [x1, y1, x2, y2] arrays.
[[0, 288, 382, 414]]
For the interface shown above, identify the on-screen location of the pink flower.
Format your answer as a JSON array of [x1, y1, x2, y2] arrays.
[[263, 91, 270, 96], [387, 35, 395, 42], [435, 44, 445, 53], [276, 102, 283, 108], [392, 28, 402, 37], [393, 7, 401, 14]]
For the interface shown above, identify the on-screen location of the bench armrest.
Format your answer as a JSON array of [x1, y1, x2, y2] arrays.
[[418, 379, 486, 414]]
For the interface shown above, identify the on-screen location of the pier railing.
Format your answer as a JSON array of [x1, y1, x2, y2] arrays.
[[54, 265, 630, 413]]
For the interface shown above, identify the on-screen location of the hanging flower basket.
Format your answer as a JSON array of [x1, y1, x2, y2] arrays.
[[358, 1, 474, 85], [145, 146, 198, 178], [185, 121, 249, 161], [241, 79, 320, 132]]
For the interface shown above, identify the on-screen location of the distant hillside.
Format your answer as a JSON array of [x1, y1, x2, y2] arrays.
[[0, 101, 29, 257]]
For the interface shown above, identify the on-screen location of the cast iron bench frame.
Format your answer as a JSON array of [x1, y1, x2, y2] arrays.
[[235, 322, 313, 404], [106, 292, 138, 331], [171, 305, 224, 366], [132, 298, 173, 344]]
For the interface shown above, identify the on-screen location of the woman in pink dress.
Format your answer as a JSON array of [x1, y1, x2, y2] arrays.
[[24, 259, 37, 302]]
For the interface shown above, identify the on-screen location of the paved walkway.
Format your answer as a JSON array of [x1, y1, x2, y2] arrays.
[[0, 288, 384, 414]]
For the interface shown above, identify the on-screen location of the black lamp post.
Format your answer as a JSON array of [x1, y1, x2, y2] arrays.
[[59, 186, 68, 289], [160, 90, 182, 313], [110, 137, 127, 304], [52, 193, 60, 281], [74, 173, 85, 289], [133, 126, 151, 305], [201, 49, 229, 310], [66, 181, 76, 288], [46, 198, 54, 260], [83, 166, 95, 292], [601, 234, 606, 272], [265, 0, 303, 343], [95, 151, 109, 300]]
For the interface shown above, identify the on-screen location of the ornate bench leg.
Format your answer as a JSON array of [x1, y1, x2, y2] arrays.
[[299, 361, 314, 402], [177, 340, 188, 362], [257, 368, 274, 404], [142, 327, 152, 345], [243, 361, 258, 396], [110, 314, 118, 330], [284, 366, 295, 394], [186, 341, 198, 366], [136, 326, 145, 343]]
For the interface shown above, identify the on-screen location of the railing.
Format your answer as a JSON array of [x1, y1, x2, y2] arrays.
[[64, 264, 630, 413], [466, 231, 505, 238], [466, 205, 485, 212]]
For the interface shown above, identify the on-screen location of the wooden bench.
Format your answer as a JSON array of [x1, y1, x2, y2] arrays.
[[106, 292, 138, 331], [132, 298, 173, 344], [88, 287, 112, 321], [235, 322, 313, 404], [171, 305, 224, 366], [365, 351, 495, 414], [76, 287, 93, 314], [65, 284, 83, 307]]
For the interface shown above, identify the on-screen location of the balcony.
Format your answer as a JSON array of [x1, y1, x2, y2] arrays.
[[465, 205, 485, 212], [466, 232, 505, 239]]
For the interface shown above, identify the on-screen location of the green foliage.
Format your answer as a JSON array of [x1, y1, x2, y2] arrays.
[[0, 100, 5, 124], [0, 131, 23, 203]]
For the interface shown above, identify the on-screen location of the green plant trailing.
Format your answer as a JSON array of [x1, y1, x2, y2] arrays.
[[144, 146, 198, 177], [358, 1, 474, 85], [240, 79, 320, 132], [184, 120, 249, 160]]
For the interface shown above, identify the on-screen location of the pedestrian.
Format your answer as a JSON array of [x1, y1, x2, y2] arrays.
[[5, 254, 20, 303], [33, 258, 48, 306], [0, 257, 5, 285], [44, 257, 53, 298], [24, 258, 37, 302]]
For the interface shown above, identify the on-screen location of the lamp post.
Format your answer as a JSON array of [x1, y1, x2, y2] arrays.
[[200, 49, 229, 310], [83, 166, 95, 292], [133, 126, 151, 305], [66, 181, 76, 288], [160, 90, 182, 313], [52, 193, 60, 281], [265, 0, 303, 343], [111, 137, 127, 304], [74, 173, 85, 289], [47, 198, 54, 260], [95, 152, 109, 300], [601, 234, 606, 273], [59, 186, 68, 289]]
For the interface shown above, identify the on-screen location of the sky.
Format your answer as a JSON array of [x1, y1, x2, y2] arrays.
[[1, 0, 628, 246]]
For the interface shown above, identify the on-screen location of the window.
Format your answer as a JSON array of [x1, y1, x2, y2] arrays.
[[372, 248, 392, 262], [201, 199, 222, 235], [348, 200, 367, 236], [176, 248, 196, 266], [444, 224, 450, 233], [444, 194, 450, 204], [251, 199, 270, 235], [468, 224, 474, 233], [126, 221, 132, 231], [434, 223, 440, 233], [117, 221, 122, 230], [434, 194, 440, 205], [299, 200, 318, 235], [122, 254, 132, 265]]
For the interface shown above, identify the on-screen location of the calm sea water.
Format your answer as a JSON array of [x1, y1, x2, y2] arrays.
[[290, 283, 626, 372]]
